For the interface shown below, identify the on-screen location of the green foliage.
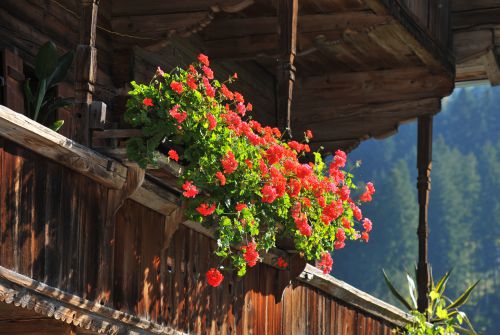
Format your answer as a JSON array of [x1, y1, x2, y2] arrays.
[[384, 268, 479, 335], [24, 41, 73, 130]]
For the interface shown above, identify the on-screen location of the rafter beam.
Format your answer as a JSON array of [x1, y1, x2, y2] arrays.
[[276, 0, 298, 136], [202, 11, 391, 59], [294, 67, 452, 108], [292, 98, 441, 142]]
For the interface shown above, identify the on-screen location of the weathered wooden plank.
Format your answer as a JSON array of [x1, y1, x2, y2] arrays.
[[454, 30, 493, 63], [452, 7, 500, 29], [0, 105, 126, 188], [296, 67, 452, 106], [482, 48, 500, 85], [298, 265, 412, 327]]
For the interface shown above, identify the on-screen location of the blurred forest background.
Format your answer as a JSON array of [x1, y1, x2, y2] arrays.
[[333, 84, 500, 334]]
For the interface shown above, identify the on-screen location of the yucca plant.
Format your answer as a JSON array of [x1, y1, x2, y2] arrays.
[[383, 267, 479, 334], [24, 41, 73, 131]]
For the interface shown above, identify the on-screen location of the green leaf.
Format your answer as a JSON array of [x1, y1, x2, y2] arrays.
[[46, 97, 73, 115], [48, 50, 74, 88], [406, 272, 418, 309], [429, 290, 440, 301], [435, 269, 452, 295], [35, 41, 58, 80], [33, 79, 47, 121], [24, 79, 34, 117], [436, 306, 448, 319], [446, 280, 480, 310], [382, 269, 413, 311], [51, 120, 64, 132]]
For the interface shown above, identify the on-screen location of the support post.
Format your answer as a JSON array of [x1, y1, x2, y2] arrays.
[[276, 0, 298, 138], [73, 0, 99, 145], [416, 115, 433, 313]]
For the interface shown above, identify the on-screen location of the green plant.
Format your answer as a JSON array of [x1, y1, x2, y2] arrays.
[[24, 41, 73, 131], [125, 54, 377, 286], [383, 268, 479, 334]]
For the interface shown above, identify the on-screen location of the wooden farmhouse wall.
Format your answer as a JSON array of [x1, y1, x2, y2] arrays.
[[0, 0, 277, 140], [0, 137, 401, 334]]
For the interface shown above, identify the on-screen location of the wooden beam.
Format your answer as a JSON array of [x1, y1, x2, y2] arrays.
[[293, 98, 441, 143], [0, 105, 180, 216], [416, 115, 433, 313], [202, 11, 391, 59], [276, 0, 298, 136], [111, 12, 211, 38], [111, 0, 253, 16], [202, 11, 390, 40], [452, 0, 500, 12], [294, 67, 453, 108], [452, 7, 500, 29], [453, 30, 493, 63], [299, 265, 412, 327], [73, 0, 99, 145], [482, 48, 500, 85]]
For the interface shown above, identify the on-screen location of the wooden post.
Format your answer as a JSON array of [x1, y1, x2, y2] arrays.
[[276, 0, 298, 138], [416, 115, 433, 313], [73, 0, 99, 145]]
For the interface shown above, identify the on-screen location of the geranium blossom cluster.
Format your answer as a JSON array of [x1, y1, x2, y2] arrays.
[[125, 54, 375, 286]]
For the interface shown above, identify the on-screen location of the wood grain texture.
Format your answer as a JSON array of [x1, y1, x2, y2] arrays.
[[0, 138, 408, 334]]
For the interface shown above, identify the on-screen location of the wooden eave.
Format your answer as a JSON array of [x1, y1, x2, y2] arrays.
[[107, 0, 455, 152], [451, 0, 500, 85]]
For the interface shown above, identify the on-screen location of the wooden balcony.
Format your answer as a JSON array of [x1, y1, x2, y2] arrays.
[[0, 105, 412, 334]]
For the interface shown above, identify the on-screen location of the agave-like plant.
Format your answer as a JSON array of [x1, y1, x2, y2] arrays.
[[24, 41, 73, 131], [383, 267, 480, 334]]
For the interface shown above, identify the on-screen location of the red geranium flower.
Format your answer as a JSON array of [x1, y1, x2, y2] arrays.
[[215, 171, 226, 186], [168, 149, 179, 162], [276, 257, 288, 269], [342, 217, 351, 229], [234, 92, 244, 103], [206, 268, 223, 287], [186, 74, 197, 90], [261, 184, 278, 203], [143, 98, 153, 107], [362, 218, 373, 232], [170, 81, 184, 94], [317, 252, 333, 274], [305, 130, 313, 139], [235, 203, 247, 211], [196, 203, 216, 216], [198, 53, 210, 67], [333, 150, 347, 168], [242, 242, 259, 267], [245, 159, 253, 169], [361, 232, 369, 242], [336, 228, 346, 243], [182, 181, 199, 198], [202, 65, 214, 80], [222, 151, 238, 174], [169, 105, 187, 124], [207, 112, 217, 130]]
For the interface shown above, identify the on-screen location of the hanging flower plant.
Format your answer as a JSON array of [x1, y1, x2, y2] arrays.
[[124, 54, 376, 287]]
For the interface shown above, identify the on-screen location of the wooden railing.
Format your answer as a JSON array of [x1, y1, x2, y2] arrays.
[[0, 105, 412, 334]]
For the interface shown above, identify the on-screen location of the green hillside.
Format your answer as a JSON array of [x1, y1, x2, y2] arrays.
[[332, 85, 500, 334]]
